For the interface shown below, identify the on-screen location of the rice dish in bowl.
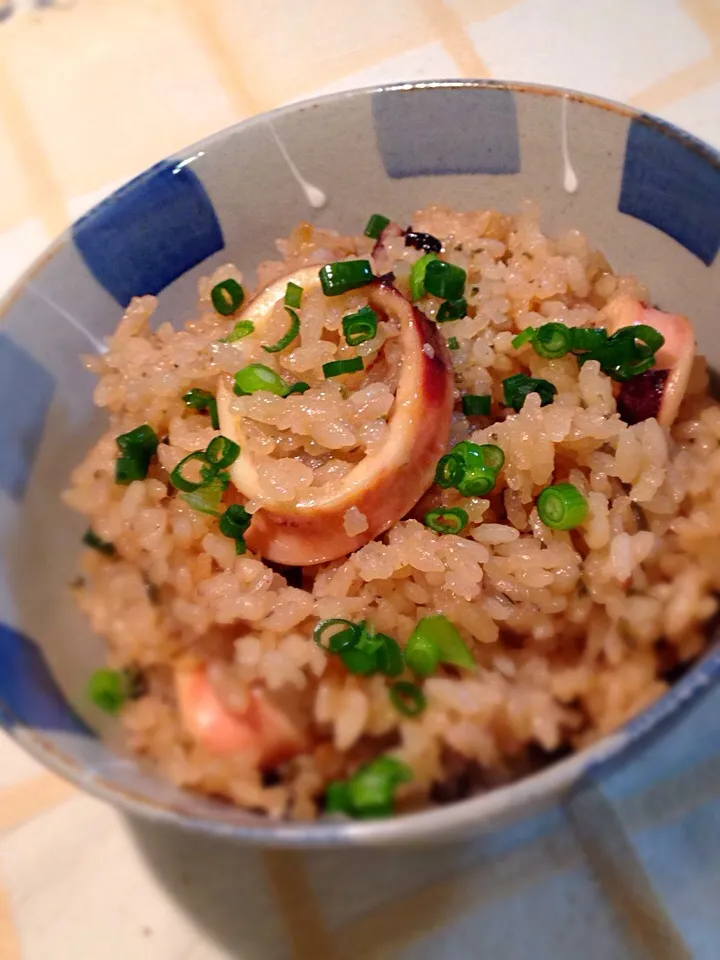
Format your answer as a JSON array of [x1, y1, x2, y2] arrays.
[[65, 201, 719, 821]]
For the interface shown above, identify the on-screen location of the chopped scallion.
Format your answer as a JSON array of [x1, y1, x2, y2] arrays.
[[218, 504, 252, 552], [183, 388, 219, 430], [389, 681, 426, 718], [512, 327, 536, 349], [313, 618, 361, 652], [181, 475, 227, 516], [364, 213, 390, 240], [219, 320, 254, 343], [211, 279, 244, 316], [284, 281, 303, 308], [319, 260, 373, 297], [326, 756, 412, 818], [424, 259, 466, 301], [409, 252, 437, 301], [322, 357, 364, 378], [87, 668, 127, 715], [461, 394, 491, 417], [434, 453, 465, 489], [410, 615, 475, 671], [404, 630, 440, 677], [82, 529, 116, 557], [424, 507, 468, 535], [536, 482, 588, 530], [285, 381, 311, 395], [502, 373, 557, 412], [262, 307, 300, 354], [205, 435, 240, 469], [447, 336, 460, 350], [533, 322, 572, 359], [169, 451, 214, 492], [346, 756, 412, 818], [436, 298, 467, 323], [342, 305, 378, 346], [115, 424, 159, 485], [234, 363, 289, 397]]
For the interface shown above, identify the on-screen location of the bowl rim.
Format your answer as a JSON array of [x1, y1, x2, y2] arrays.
[[3, 77, 719, 846]]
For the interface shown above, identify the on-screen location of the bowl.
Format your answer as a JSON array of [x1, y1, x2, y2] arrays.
[[1, 80, 719, 846]]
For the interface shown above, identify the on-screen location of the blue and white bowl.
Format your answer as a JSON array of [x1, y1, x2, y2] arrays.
[[1, 80, 719, 845]]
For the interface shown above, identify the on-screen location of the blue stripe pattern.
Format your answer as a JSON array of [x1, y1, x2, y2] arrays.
[[73, 159, 224, 307], [0, 622, 89, 734], [372, 86, 520, 178], [0, 333, 54, 500], [619, 118, 720, 266]]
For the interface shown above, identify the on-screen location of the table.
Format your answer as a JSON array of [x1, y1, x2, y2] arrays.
[[1, 2, 719, 957]]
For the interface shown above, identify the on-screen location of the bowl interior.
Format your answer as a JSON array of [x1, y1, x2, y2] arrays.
[[1, 80, 719, 845]]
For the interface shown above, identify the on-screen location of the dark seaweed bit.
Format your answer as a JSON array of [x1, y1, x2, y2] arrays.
[[616, 368, 668, 425], [125, 666, 149, 701], [404, 230, 443, 254]]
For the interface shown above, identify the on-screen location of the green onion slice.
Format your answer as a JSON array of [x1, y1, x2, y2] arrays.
[[502, 373, 557, 412], [319, 260, 373, 297], [115, 424, 159, 485], [284, 281, 303, 308], [475, 444, 505, 471], [325, 780, 353, 815], [285, 381, 311, 396], [183, 389, 219, 430], [376, 635, 404, 678], [364, 213, 390, 240], [170, 451, 214, 492], [536, 482, 588, 530], [447, 336, 460, 350], [342, 305, 378, 346], [219, 320, 255, 343], [82, 529, 116, 557], [389, 681, 427, 717], [436, 298, 467, 323], [424, 259, 466, 302], [87, 668, 127, 715], [263, 307, 301, 354], [182, 475, 227, 516], [434, 453, 464, 490], [205, 435, 240, 469], [424, 507, 468, 535], [569, 327, 607, 352], [218, 504, 252, 553], [346, 756, 412, 818], [461, 394, 491, 417], [404, 631, 441, 677], [533, 322, 572, 359], [322, 357, 364, 378], [458, 467, 497, 497], [234, 363, 288, 397], [512, 327, 536, 349], [340, 646, 378, 675], [211, 279, 244, 316], [411, 615, 475, 671], [409, 252, 437, 301], [313, 618, 361, 652]]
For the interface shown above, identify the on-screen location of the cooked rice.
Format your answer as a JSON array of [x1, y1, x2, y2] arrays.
[[65, 201, 720, 819]]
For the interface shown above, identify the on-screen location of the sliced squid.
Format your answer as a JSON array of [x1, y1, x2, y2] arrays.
[[175, 667, 305, 764], [217, 265, 454, 565], [604, 295, 696, 428]]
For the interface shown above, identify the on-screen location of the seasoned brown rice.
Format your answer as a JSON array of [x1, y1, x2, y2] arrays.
[[65, 202, 720, 819]]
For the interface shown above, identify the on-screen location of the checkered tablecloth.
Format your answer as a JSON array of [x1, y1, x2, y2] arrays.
[[1, 2, 719, 957]]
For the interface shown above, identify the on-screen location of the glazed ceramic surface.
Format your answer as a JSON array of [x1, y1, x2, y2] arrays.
[[1, 80, 718, 845]]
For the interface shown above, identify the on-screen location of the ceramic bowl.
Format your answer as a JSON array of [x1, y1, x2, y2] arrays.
[[1, 80, 719, 846]]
